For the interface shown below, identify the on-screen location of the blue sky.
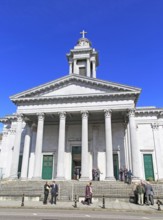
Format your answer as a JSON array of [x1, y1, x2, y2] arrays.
[[0, 0, 163, 131]]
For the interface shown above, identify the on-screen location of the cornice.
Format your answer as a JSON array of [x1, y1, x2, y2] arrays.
[[135, 109, 163, 117], [10, 75, 141, 100], [11, 91, 139, 105]]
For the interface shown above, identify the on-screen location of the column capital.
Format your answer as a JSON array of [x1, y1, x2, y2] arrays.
[[16, 113, 24, 122], [151, 123, 159, 130], [37, 112, 45, 121], [58, 112, 66, 119], [104, 109, 112, 118], [81, 111, 89, 118], [128, 109, 135, 117]]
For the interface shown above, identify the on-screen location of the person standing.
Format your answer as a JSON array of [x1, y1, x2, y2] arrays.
[[43, 181, 50, 204], [89, 182, 93, 204], [136, 181, 145, 205], [50, 181, 58, 205], [145, 182, 154, 205], [83, 182, 91, 205]]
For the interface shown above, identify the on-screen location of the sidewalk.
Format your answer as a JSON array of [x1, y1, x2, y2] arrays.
[[0, 199, 162, 213]]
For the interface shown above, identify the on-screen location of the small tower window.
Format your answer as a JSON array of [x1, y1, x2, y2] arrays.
[[79, 67, 86, 76]]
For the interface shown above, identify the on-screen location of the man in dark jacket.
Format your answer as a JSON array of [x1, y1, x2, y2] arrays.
[[145, 182, 154, 205], [50, 181, 58, 205], [43, 181, 50, 204]]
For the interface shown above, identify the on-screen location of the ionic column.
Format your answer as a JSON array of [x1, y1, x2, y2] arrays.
[[92, 60, 96, 78], [21, 123, 32, 179], [152, 123, 163, 180], [33, 113, 45, 179], [104, 110, 115, 181], [128, 109, 141, 178], [87, 59, 90, 77], [10, 114, 23, 179], [56, 112, 66, 180], [80, 111, 89, 181]]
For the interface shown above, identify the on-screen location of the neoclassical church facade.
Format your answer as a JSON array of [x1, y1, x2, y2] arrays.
[[0, 32, 163, 181]]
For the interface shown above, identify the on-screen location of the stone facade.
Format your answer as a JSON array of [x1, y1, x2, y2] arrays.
[[0, 32, 163, 181]]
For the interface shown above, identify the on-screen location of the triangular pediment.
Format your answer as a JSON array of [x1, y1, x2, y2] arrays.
[[10, 75, 141, 103]]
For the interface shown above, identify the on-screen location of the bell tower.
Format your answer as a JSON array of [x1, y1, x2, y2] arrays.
[[66, 31, 99, 78]]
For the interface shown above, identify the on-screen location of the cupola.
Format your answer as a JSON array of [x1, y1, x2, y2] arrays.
[[66, 30, 99, 78]]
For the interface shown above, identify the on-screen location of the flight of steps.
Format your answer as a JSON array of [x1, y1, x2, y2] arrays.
[[0, 180, 163, 201]]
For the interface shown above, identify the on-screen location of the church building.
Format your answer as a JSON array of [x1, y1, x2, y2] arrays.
[[0, 31, 163, 181]]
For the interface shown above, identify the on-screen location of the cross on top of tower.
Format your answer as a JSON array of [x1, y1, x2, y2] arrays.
[[80, 30, 87, 38]]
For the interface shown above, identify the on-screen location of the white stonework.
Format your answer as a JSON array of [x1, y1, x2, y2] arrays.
[[0, 32, 163, 182]]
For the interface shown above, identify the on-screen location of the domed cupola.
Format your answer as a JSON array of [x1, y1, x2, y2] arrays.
[[66, 30, 99, 78]]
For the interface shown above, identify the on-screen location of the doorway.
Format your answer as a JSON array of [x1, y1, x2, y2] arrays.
[[143, 154, 154, 181], [72, 146, 81, 180], [42, 155, 53, 179], [113, 154, 119, 180]]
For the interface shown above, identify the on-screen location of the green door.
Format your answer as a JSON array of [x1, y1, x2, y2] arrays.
[[143, 154, 154, 181], [42, 155, 53, 179], [113, 154, 119, 180]]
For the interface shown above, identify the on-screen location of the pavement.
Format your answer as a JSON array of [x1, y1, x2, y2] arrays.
[[0, 198, 162, 213]]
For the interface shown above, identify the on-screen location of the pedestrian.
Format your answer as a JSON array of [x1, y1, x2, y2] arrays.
[[89, 182, 93, 204], [145, 182, 154, 205], [50, 181, 58, 205], [127, 170, 133, 184], [92, 168, 96, 181], [119, 167, 124, 181], [82, 182, 91, 205], [96, 168, 102, 181], [43, 181, 50, 204], [136, 181, 145, 205], [124, 167, 128, 183]]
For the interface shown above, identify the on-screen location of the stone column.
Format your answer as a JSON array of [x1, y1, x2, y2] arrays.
[[56, 112, 66, 180], [152, 123, 163, 180], [73, 59, 77, 74], [92, 60, 96, 78], [33, 113, 45, 179], [104, 110, 115, 181], [128, 109, 141, 178], [92, 126, 99, 169], [21, 123, 32, 179], [10, 114, 23, 179], [28, 123, 37, 179], [87, 59, 90, 77], [69, 61, 72, 74], [80, 111, 89, 181]]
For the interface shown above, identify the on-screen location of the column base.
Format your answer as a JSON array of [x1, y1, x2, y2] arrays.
[[55, 177, 65, 181], [10, 176, 18, 180], [32, 177, 42, 180], [105, 176, 116, 181], [79, 177, 90, 181], [20, 177, 28, 180], [157, 178, 163, 183]]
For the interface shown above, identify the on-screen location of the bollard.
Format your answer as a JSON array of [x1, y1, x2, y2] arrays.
[[74, 194, 77, 208], [21, 194, 24, 207], [157, 199, 161, 211], [102, 195, 105, 209]]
